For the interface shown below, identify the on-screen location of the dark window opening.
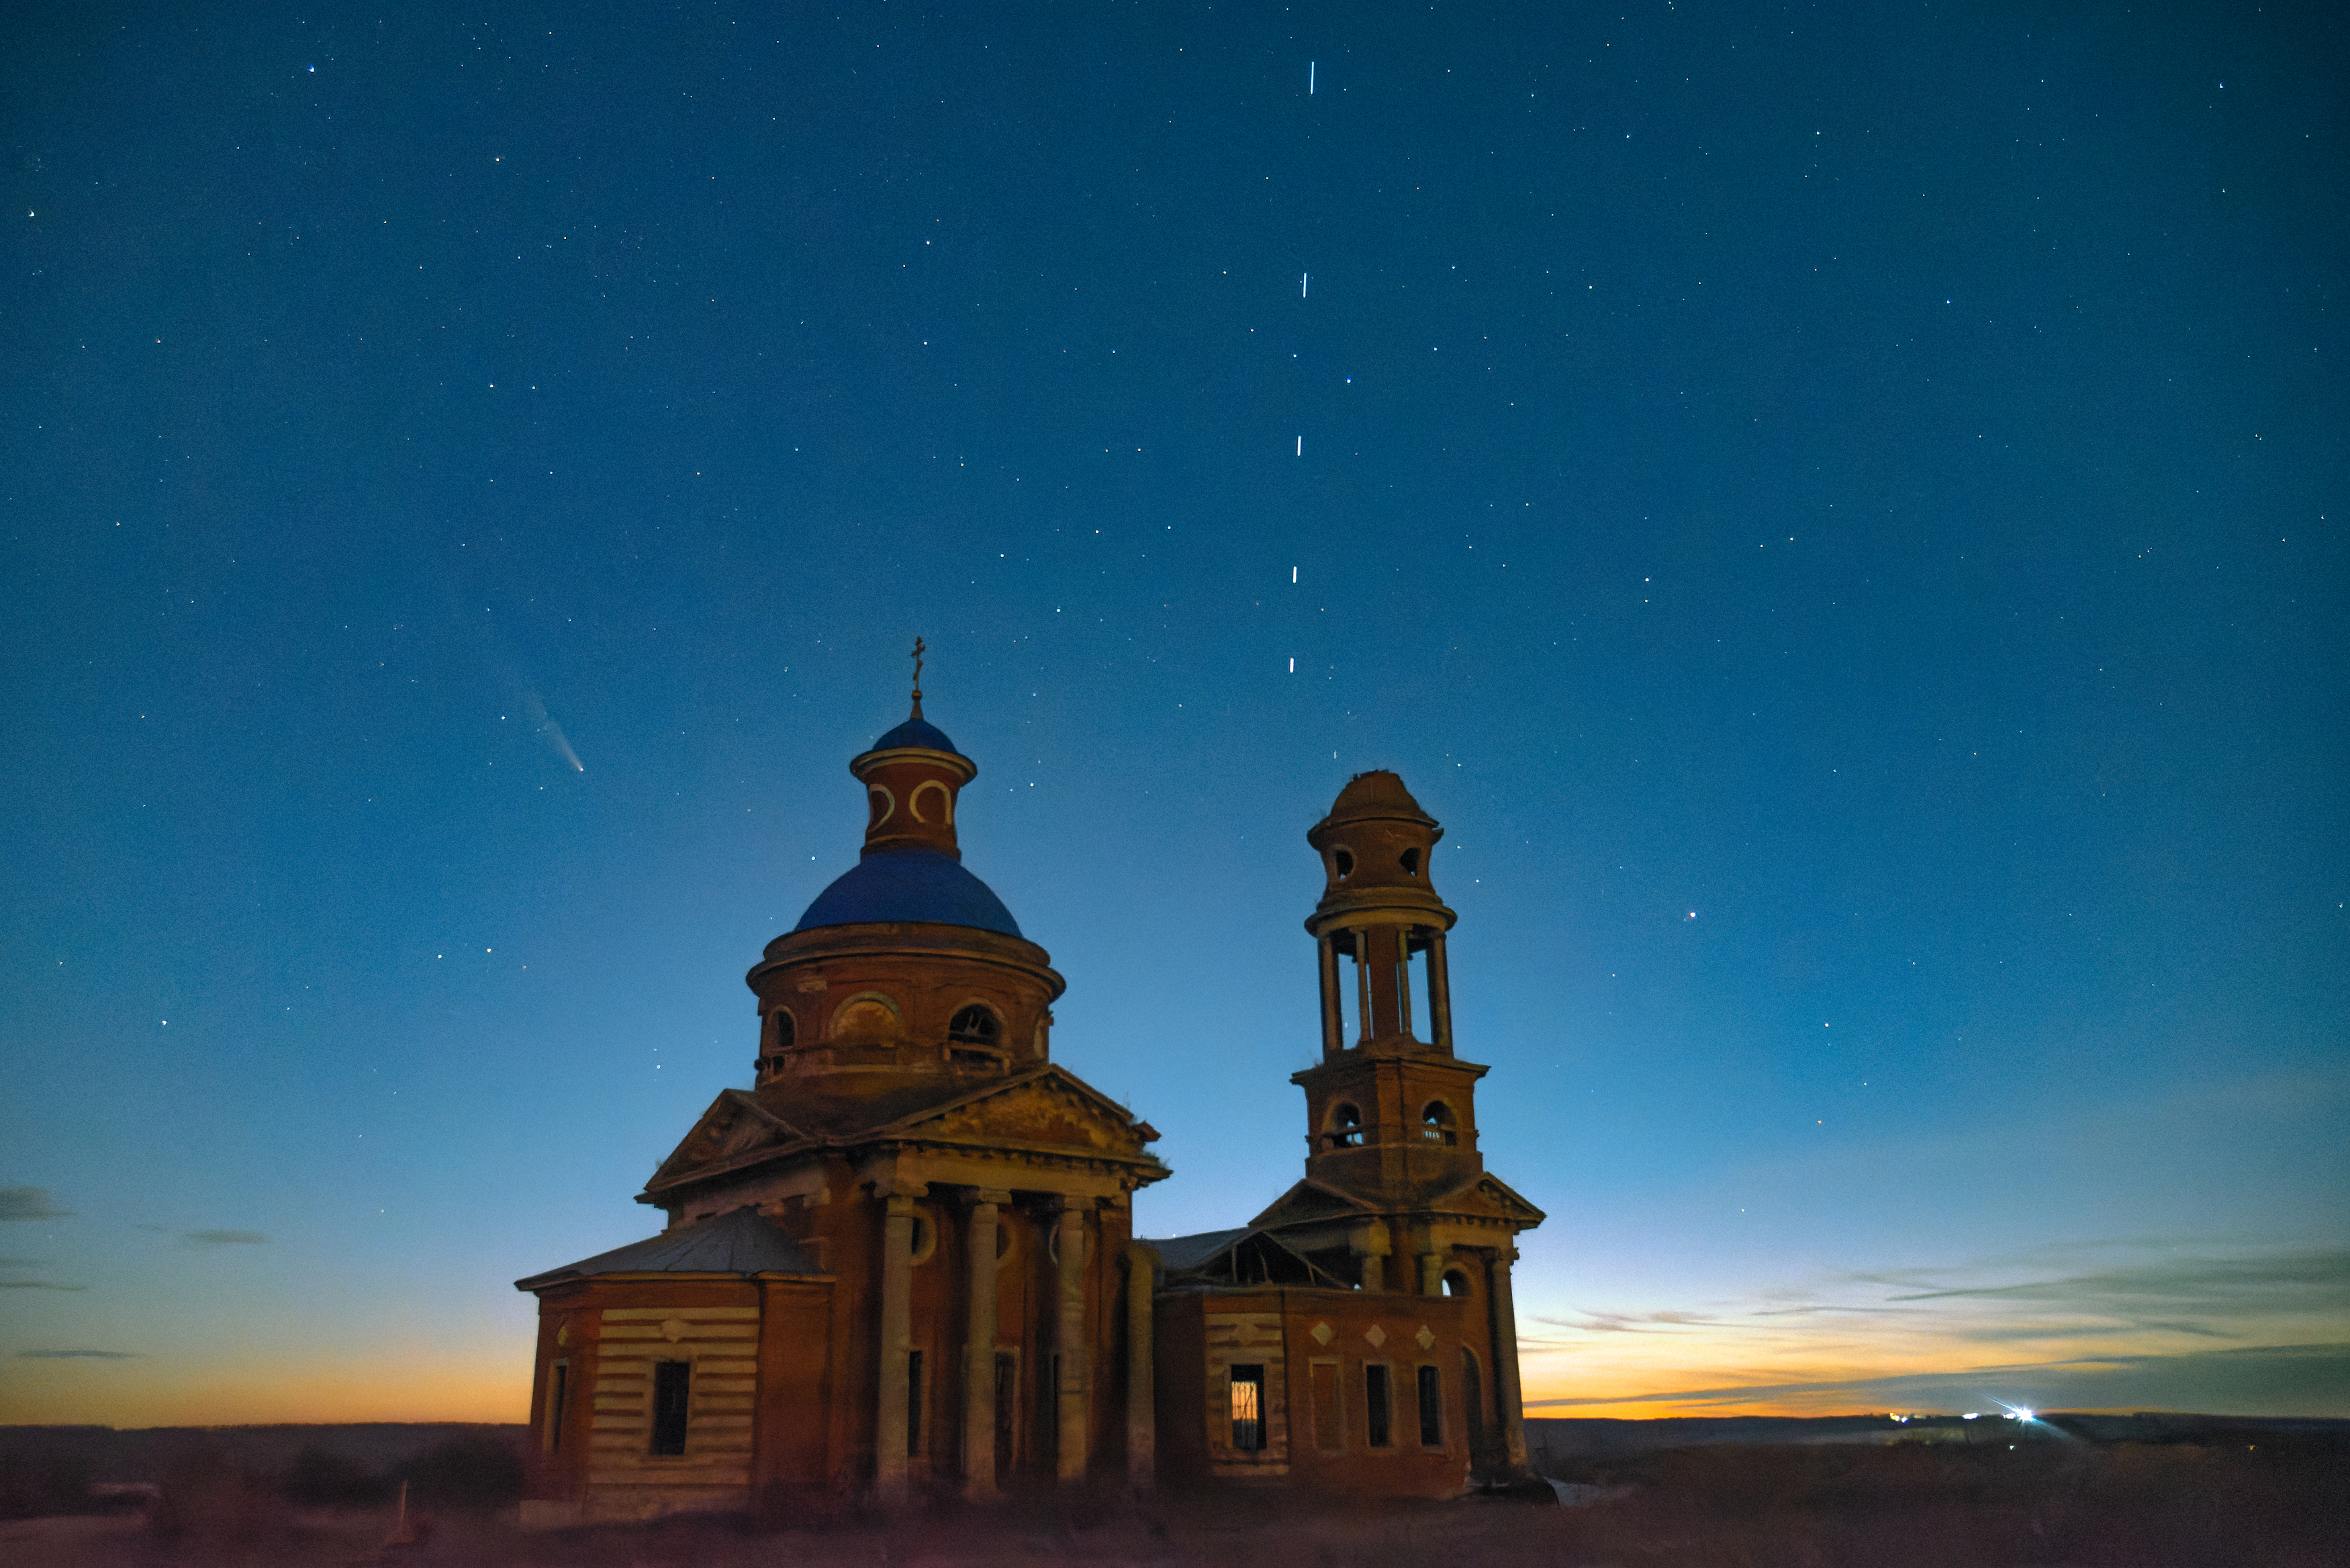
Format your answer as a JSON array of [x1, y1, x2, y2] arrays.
[[1365, 1364, 1393, 1448], [907, 1350, 925, 1456], [1327, 1103, 1364, 1149], [1417, 1364, 1444, 1446], [1443, 1270, 1471, 1299], [651, 1361, 691, 1456], [949, 1005, 1001, 1045], [772, 1011, 796, 1049], [547, 1361, 569, 1453], [1422, 1101, 1459, 1146], [1333, 848, 1355, 879], [1229, 1365, 1266, 1453], [1400, 847, 1421, 877]]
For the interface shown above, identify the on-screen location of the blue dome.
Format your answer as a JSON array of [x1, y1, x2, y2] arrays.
[[869, 716, 962, 755], [794, 848, 1022, 936]]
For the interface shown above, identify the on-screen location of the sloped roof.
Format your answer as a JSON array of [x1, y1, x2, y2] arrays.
[[1141, 1226, 1347, 1289], [514, 1206, 821, 1291], [1145, 1228, 1255, 1272]]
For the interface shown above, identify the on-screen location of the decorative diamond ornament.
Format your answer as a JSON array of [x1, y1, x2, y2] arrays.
[[1364, 1324, 1386, 1348], [661, 1319, 688, 1342], [1415, 1326, 1436, 1350], [1311, 1322, 1334, 1346]]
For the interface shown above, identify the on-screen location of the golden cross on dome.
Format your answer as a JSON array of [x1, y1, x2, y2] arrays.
[[909, 637, 926, 718]]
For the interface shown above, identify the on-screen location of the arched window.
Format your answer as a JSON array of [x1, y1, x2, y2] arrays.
[[1327, 1103, 1364, 1149], [1421, 1101, 1459, 1147], [771, 1010, 796, 1050], [867, 785, 895, 830], [832, 995, 900, 1050], [1400, 847, 1421, 877], [1333, 848, 1355, 880], [1442, 1270, 1472, 1299], [948, 1005, 1001, 1046]]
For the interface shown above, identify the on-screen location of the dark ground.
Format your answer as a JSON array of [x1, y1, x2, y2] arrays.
[[2, 1415, 2344, 1566]]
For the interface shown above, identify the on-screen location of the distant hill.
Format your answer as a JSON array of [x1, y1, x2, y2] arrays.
[[1527, 1411, 2350, 1463]]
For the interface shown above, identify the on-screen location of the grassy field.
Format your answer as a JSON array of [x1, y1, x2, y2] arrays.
[[2, 1419, 2343, 1567]]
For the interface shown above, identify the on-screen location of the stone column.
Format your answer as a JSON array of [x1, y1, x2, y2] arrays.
[[1427, 930, 1454, 1052], [1354, 1218, 1390, 1293], [962, 1189, 1008, 1498], [1317, 934, 1342, 1056], [1487, 1246, 1527, 1467], [876, 1185, 925, 1500], [1125, 1240, 1158, 1488], [1397, 928, 1416, 1038], [1419, 1251, 1446, 1297], [1053, 1204, 1088, 1483], [1354, 929, 1374, 1044]]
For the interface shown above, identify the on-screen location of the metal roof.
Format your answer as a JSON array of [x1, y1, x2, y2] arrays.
[[793, 846, 1023, 936], [514, 1206, 821, 1291], [867, 715, 963, 755]]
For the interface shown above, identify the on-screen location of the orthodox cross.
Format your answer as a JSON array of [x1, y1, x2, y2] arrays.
[[910, 637, 926, 718]]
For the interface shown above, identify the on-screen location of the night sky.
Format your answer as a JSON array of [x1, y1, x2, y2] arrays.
[[5, 3, 2344, 1426]]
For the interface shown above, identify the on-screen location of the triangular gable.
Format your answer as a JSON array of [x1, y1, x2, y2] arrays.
[[646, 1089, 806, 1188], [890, 1065, 1158, 1157], [1419, 1169, 1547, 1226]]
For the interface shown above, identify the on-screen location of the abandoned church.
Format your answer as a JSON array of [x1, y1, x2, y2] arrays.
[[515, 684, 1545, 1519]]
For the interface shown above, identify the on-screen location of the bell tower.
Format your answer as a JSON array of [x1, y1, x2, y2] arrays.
[[1290, 772, 1489, 1205]]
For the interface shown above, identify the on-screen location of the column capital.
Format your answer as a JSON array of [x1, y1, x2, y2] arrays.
[[972, 1187, 1013, 1208]]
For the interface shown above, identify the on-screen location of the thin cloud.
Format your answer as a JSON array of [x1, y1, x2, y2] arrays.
[[18, 1349, 139, 1360], [0, 1187, 72, 1221], [1539, 1310, 1727, 1334], [184, 1229, 270, 1246], [1870, 1246, 2350, 1308], [0, 1280, 87, 1291]]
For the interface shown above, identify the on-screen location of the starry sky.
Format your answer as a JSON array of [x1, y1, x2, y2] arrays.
[[3, 2, 2344, 1426]]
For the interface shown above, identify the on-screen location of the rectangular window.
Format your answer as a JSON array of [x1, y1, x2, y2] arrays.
[[651, 1361, 691, 1456], [1417, 1364, 1443, 1447], [1310, 1361, 1342, 1450], [907, 1350, 925, 1456], [1365, 1363, 1393, 1448], [545, 1361, 569, 1453], [1229, 1365, 1266, 1453]]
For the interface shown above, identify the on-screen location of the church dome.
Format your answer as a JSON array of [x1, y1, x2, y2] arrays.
[[793, 847, 1023, 937], [868, 715, 961, 756], [1319, 769, 1436, 829]]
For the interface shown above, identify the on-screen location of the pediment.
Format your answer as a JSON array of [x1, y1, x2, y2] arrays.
[[1425, 1170, 1546, 1226], [648, 1090, 804, 1186], [890, 1067, 1154, 1158]]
